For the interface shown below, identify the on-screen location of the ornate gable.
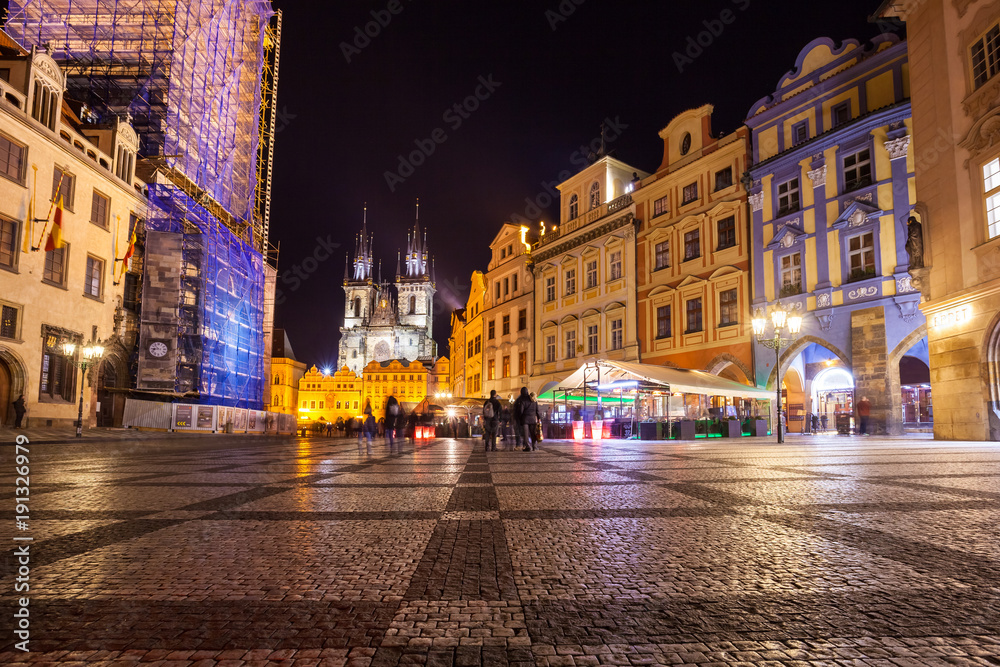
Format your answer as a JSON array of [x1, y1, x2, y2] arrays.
[[765, 221, 808, 250], [831, 200, 884, 230]]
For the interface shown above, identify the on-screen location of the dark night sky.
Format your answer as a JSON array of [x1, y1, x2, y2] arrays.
[[267, 0, 895, 367]]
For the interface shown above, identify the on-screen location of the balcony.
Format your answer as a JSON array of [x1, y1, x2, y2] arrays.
[[536, 193, 633, 248]]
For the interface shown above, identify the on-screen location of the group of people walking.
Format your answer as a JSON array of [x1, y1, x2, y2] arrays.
[[482, 387, 540, 452]]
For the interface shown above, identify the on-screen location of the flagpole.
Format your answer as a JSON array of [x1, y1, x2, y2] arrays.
[[23, 165, 37, 252], [112, 214, 121, 285], [35, 172, 64, 249]]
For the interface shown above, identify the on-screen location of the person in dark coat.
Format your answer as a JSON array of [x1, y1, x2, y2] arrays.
[[361, 399, 375, 455], [407, 410, 418, 445], [510, 393, 525, 450], [12, 394, 26, 428], [514, 387, 539, 450], [482, 390, 502, 452], [385, 394, 400, 451], [857, 396, 871, 436]]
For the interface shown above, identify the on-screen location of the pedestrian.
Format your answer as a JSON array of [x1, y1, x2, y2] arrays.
[[396, 408, 407, 452], [12, 394, 26, 428], [386, 394, 400, 451], [361, 399, 375, 455], [482, 390, 502, 452], [514, 387, 538, 451], [820, 413, 828, 432], [857, 396, 871, 436], [500, 404, 511, 444], [407, 410, 418, 445], [510, 393, 524, 451]]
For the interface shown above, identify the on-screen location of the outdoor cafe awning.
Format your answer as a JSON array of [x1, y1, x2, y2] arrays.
[[547, 360, 773, 400]]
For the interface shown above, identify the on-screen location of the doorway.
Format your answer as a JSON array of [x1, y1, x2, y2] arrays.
[[0, 357, 10, 426]]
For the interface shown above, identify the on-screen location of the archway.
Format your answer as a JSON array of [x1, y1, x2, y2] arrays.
[[97, 351, 128, 428], [888, 324, 930, 435], [812, 366, 855, 433], [782, 366, 806, 433], [0, 347, 27, 426], [764, 339, 853, 434], [984, 310, 1000, 440]]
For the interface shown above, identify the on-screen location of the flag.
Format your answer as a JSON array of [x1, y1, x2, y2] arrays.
[[22, 196, 33, 253], [122, 226, 136, 265], [45, 196, 65, 252]]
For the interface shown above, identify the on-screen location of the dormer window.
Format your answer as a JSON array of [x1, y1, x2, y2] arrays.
[[31, 79, 59, 131], [589, 182, 601, 210], [569, 193, 579, 219]]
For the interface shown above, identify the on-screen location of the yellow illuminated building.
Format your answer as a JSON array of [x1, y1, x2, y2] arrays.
[[362, 358, 428, 417]]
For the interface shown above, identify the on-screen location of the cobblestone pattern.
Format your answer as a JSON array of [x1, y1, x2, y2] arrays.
[[2, 435, 1000, 665]]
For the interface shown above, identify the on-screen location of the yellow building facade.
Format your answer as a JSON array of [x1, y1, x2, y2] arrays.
[[0, 47, 146, 427], [531, 155, 648, 391], [297, 365, 362, 425], [482, 223, 534, 400], [457, 271, 486, 397], [362, 358, 428, 417]]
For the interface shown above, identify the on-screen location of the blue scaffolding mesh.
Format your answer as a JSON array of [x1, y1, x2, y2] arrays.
[[4, 0, 274, 248], [148, 183, 265, 409]]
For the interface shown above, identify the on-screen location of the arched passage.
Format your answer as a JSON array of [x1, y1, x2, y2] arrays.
[[0, 347, 28, 426], [984, 311, 1000, 440], [888, 324, 931, 433], [97, 349, 129, 427]]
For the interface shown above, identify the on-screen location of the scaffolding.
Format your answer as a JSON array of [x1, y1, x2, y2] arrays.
[[4, 0, 275, 250], [147, 182, 265, 409]]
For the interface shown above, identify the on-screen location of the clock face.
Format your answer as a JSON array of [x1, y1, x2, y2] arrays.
[[149, 341, 168, 358]]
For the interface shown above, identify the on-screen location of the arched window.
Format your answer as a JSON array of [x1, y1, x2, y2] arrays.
[[569, 194, 579, 220], [589, 182, 601, 209], [273, 375, 279, 385], [353, 297, 361, 318], [409, 295, 416, 314], [275, 395, 281, 406]]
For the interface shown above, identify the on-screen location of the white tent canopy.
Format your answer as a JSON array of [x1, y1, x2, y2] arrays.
[[553, 360, 773, 400]]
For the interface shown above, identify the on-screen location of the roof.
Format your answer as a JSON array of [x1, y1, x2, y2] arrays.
[[550, 361, 772, 400]]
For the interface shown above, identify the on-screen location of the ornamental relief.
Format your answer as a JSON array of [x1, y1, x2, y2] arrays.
[[896, 276, 916, 293], [749, 192, 764, 212], [806, 165, 827, 187], [848, 285, 879, 300], [884, 135, 911, 160], [816, 293, 832, 308]]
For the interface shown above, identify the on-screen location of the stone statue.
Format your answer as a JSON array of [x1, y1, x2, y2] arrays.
[[905, 216, 924, 269]]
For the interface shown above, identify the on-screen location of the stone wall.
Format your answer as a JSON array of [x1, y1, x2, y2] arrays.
[[851, 306, 902, 435]]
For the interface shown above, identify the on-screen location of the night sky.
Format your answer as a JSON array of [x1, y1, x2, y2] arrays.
[[267, 0, 894, 367]]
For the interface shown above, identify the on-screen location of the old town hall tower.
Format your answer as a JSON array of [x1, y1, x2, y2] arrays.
[[338, 205, 437, 375]]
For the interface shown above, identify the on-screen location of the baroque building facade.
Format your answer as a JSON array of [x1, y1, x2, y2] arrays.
[[338, 211, 437, 376], [0, 45, 146, 428], [634, 104, 755, 397], [878, 0, 1000, 441], [745, 35, 924, 435]]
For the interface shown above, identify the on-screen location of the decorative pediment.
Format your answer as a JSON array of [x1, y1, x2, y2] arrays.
[[765, 221, 808, 250], [559, 254, 578, 266], [708, 265, 742, 280], [540, 320, 558, 330], [581, 308, 601, 318], [647, 285, 675, 298], [117, 119, 139, 150], [676, 275, 707, 289], [558, 314, 578, 325], [831, 201, 883, 230], [31, 51, 64, 88], [580, 244, 600, 257], [603, 301, 626, 313], [959, 107, 1000, 157]]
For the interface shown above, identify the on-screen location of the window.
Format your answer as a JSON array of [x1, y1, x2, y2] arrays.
[[781, 253, 802, 294], [474, 335, 481, 354], [518, 308, 527, 331], [512, 273, 518, 292], [40, 344, 74, 402], [90, 191, 110, 229], [502, 314, 510, 335], [832, 101, 852, 127], [518, 351, 527, 375], [717, 216, 736, 250], [972, 24, 1000, 89], [43, 245, 67, 285], [353, 298, 361, 318], [487, 359, 495, 381], [52, 167, 74, 209], [777, 178, 800, 215], [409, 295, 416, 313], [565, 268, 576, 295], [495, 281, 501, 301], [686, 298, 703, 333], [684, 230, 700, 261], [500, 246, 507, 259], [848, 232, 876, 280], [792, 121, 809, 145], [1, 303, 19, 340], [319, 401, 324, 409], [983, 157, 1000, 239], [589, 182, 601, 209], [569, 193, 579, 219], [545, 335, 556, 363], [0, 218, 18, 270], [0, 134, 25, 183], [843, 148, 872, 192], [611, 319, 623, 350], [714, 167, 733, 191], [502, 355, 510, 378], [302, 401, 307, 408], [682, 182, 698, 205], [84, 255, 104, 299], [504, 277, 509, 296], [585, 260, 598, 288], [310, 401, 316, 409], [545, 276, 556, 302], [487, 319, 495, 340], [565, 330, 577, 359], [468, 340, 474, 358], [586, 324, 598, 355], [31, 80, 59, 130], [719, 288, 738, 326], [656, 305, 671, 339], [609, 251, 622, 281], [654, 241, 670, 270], [653, 195, 669, 217]]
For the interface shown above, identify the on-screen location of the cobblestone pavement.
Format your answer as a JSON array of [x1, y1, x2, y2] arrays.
[[2, 434, 1000, 665]]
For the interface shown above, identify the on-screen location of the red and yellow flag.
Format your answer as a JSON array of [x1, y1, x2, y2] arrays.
[[122, 226, 136, 265], [45, 196, 65, 252]]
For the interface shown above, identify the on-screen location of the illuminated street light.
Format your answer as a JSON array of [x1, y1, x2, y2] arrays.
[[752, 302, 803, 444], [62, 338, 105, 438]]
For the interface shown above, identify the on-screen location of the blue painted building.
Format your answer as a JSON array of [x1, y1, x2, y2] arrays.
[[745, 36, 929, 435]]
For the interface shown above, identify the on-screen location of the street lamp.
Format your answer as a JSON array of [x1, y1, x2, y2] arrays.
[[62, 339, 105, 438], [752, 303, 802, 443]]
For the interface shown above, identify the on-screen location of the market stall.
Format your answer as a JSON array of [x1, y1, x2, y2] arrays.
[[541, 360, 774, 441]]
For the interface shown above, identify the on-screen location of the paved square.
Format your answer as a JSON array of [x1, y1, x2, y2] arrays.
[[2, 435, 1000, 665]]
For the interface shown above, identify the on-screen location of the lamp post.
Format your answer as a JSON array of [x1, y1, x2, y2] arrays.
[[62, 339, 105, 438], [752, 303, 802, 444]]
